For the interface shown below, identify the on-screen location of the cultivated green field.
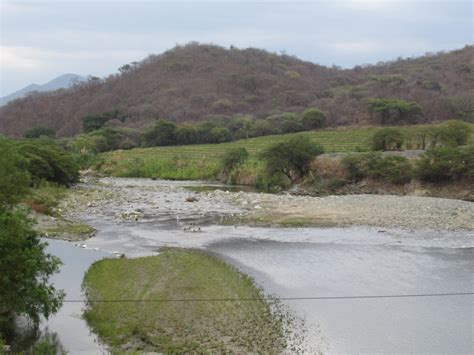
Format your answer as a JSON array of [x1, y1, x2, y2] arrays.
[[98, 124, 474, 180]]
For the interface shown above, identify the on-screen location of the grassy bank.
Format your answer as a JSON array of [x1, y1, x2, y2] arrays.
[[83, 249, 285, 353]]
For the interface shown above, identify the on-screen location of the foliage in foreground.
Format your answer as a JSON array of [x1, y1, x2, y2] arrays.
[[83, 249, 285, 353], [0, 209, 64, 336], [0, 138, 64, 344]]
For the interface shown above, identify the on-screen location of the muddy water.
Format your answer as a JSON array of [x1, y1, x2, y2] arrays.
[[40, 178, 473, 353]]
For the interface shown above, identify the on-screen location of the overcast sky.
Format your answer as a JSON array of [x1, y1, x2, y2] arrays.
[[0, 0, 472, 96]]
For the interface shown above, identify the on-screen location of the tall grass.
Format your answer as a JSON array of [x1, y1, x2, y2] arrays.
[[100, 156, 220, 180]]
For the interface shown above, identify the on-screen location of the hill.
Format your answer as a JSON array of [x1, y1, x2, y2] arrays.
[[0, 74, 86, 106], [0, 43, 472, 137]]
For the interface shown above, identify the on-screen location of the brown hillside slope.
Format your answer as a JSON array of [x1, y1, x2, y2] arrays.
[[0, 43, 473, 137]]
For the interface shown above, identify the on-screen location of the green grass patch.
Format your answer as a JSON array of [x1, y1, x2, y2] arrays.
[[42, 222, 95, 238], [83, 249, 285, 353]]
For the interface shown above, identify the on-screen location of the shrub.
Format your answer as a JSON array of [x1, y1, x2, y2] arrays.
[[371, 128, 404, 151], [341, 153, 413, 184], [415, 145, 473, 182], [23, 126, 56, 139], [341, 153, 378, 181], [302, 108, 326, 130], [260, 136, 324, 181], [369, 156, 413, 184], [144, 120, 177, 146], [220, 148, 249, 176]]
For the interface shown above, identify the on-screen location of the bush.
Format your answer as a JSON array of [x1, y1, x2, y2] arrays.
[[341, 153, 413, 184], [260, 136, 324, 181], [302, 108, 326, 130], [369, 156, 413, 184], [371, 128, 404, 151], [23, 126, 56, 139], [144, 120, 177, 146], [16, 140, 80, 186], [220, 148, 249, 176], [415, 145, 473, 182]]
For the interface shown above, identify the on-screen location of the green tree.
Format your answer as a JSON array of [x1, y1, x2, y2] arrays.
[[371, 128, 404, 151], [437, 120, 472, 147], [302, 108, 326, 130], [209, 127, 232, 143], [16, 140, 80, 186], [176, 125, 199, 145], [0, 209, 64, 334], [367, 98, 423, 124], [261, 136, 324, 181], [0, 138, 30, 208], [23, 126, 56, 139], [144, 120, 177, 146]]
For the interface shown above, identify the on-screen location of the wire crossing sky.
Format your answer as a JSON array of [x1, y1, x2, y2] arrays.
[[1, 0, 472, 96]]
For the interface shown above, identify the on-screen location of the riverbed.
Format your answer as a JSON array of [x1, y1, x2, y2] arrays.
[[37, 178, 474, 353]]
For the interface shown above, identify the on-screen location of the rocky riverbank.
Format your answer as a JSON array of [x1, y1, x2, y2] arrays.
[[46, 177, 474, 242]]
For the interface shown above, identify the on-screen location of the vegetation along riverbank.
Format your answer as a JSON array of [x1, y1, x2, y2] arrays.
[[94, 120, 474, 200]]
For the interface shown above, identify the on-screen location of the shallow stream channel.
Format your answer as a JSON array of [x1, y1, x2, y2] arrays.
[[34, 178, 474, 353]]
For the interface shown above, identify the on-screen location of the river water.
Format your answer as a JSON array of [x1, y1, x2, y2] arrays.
[[30, 178, 474, 353]]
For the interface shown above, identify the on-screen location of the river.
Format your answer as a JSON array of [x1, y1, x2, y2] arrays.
[[27, 178, 474, 353]]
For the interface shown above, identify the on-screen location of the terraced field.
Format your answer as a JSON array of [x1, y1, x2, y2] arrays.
[[98, 124, 473, 180], [102, 127, 376, 162]]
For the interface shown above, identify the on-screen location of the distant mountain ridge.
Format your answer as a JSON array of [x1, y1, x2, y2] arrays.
[[0, 43, 472, 137], [0, 74, 86, 106]]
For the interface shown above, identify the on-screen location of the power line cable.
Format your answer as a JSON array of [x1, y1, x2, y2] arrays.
[[63, 291, 474, 303]]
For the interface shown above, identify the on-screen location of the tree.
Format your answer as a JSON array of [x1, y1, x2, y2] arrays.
[[367, 98, 423, 124], [144, 120, 177, 146], [176, 125, 199, 145], [16, 140, 80, 186], [437, 120, 472, 147], [0, 139, 63, 338], [23, 126, 56, 139], [0, 138, 30, 208], [302, 108, 326, 130], [210, 127, 232, 143], [0, 209, 64, 334], [371, 128, 404, 151], [260, 136, 324, 181]]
